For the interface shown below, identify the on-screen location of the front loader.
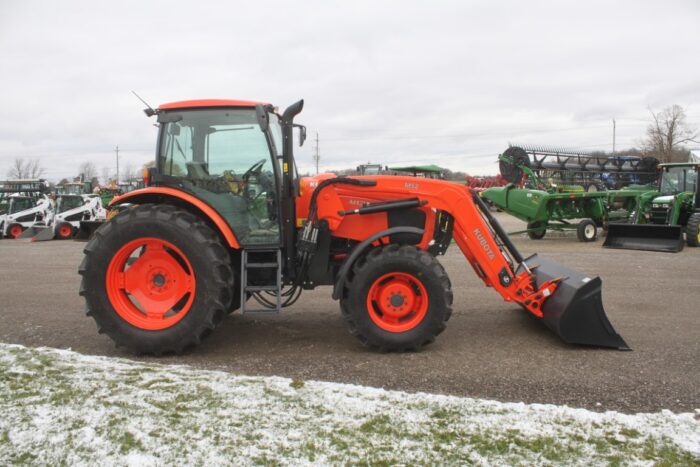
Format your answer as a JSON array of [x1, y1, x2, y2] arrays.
[[604, 163, 699, 252], [79, 98, 629, 355]]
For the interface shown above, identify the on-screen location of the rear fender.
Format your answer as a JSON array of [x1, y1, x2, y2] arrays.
[[109, 187, 241, 248]]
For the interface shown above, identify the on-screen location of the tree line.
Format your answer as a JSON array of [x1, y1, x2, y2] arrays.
[[6, 104, 698, 182]]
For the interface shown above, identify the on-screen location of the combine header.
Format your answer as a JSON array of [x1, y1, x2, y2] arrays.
[[500, 145, 659, 191], [78, 99, 629, 355]]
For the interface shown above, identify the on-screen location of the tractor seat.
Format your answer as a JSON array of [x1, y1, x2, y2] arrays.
[[186, 161, 211, 179]]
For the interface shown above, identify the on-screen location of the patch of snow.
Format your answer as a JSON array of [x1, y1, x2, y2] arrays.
[[0, 343, 697, 466]]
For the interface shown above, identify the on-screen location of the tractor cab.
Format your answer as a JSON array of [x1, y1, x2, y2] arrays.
[[658, 163, 697, 196], [154, 101, 289, 247], [645, 163, 698, 226]]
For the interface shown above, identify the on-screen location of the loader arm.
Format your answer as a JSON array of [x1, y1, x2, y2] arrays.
[[315, 176, 556, 316], [309, 175, 628, 349]]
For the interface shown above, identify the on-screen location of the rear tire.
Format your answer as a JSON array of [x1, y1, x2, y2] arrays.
[[577, 218, 598, 242], [527, 221, 546, 240], [79, 204, 234, 354], [56, 222, 74, 240], [340, 245, 453, 352], [8, 223, 24, 239], [686, 213, 700, 247]]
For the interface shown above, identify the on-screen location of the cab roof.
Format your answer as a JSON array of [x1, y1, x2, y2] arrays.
[[158, 99, 263, 110]]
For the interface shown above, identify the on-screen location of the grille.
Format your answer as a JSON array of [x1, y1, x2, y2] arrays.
[[649, 206, 669, 224]]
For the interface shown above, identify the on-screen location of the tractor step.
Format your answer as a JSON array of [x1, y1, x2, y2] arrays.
[[240, 248, 283, 314], [246, 262, 279, 268]]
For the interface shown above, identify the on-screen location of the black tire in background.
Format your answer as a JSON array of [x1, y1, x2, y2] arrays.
[[79, 204, 234, 354], [527, 221, 547, 240], [686, 213, 700, 247], [340, 245, 453, 352]]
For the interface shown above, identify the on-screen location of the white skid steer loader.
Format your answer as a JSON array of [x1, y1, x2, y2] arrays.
[[1, 195, 53, 239], [19, 194, 107, 241]]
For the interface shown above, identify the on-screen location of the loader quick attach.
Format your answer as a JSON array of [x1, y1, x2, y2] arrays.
[[78, 98, 629, 355]]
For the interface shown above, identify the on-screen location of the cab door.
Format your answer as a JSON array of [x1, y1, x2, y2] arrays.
[[158, 108, 281, 247]]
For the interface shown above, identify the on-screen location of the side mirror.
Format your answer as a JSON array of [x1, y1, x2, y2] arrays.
[[255, 104, 269, 132], [294, 124, 306, 147]]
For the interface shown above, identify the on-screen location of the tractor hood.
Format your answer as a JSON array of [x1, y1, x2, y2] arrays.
[[652, 195, 675, 206]]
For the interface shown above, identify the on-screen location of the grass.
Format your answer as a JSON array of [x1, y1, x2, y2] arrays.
[[0, 343, 697, 466]]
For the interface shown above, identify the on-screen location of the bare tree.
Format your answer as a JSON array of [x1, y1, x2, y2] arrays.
[[643, 105, 698, 162], [79, 161, 98, 181], [122, 163, 136, 182], [6, 158, 45, 179], [101, 166, 114, 185]]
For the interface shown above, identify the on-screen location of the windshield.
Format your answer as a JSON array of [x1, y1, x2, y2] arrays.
[[57, 195, 84, 213], [660, 167, 697, 195], [159, 108, 273, 178], [9, 197, 36, 214]]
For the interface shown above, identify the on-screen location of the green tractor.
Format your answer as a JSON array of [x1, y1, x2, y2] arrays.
[[481, 150, 653, 242], [604, 162, 699, 252]]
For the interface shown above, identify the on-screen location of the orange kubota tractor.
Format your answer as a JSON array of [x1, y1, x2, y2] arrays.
[[79, 99, 629, 354]]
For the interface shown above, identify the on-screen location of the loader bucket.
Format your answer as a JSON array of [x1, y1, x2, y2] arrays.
[[603, 223, 684, 253], [17, 226, 55, 242], [74, 220, 102, 241], [523, 255, 630, 350]]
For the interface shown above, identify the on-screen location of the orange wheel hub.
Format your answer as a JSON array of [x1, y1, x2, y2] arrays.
[[9, 225, 23, 238], [106, 238, 195, 330], [59, 225, 72, 238], [366, 272, 428, 332]]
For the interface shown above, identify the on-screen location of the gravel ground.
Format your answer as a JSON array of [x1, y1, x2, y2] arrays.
[[0, 213, 698, 414]]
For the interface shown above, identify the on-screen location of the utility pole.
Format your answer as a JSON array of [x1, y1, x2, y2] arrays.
[[115, 145, 120, 185], [612, 119, 616, 154], [313, 132, 320, 175]]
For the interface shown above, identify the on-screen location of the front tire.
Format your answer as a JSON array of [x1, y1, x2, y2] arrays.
[[8, 223, 24, 239], [79, 204, 234, 354], [340, 245, 453, 352], [56, 222, 74, 240]]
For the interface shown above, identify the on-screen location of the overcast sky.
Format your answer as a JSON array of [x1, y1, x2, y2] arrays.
[[1, 0, 698, 181]]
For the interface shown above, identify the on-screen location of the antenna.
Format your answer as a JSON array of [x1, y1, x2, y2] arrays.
[[131, 91, 157, 117]]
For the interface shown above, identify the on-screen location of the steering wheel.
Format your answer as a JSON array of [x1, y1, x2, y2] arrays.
[[242, 158, 267, 181]]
